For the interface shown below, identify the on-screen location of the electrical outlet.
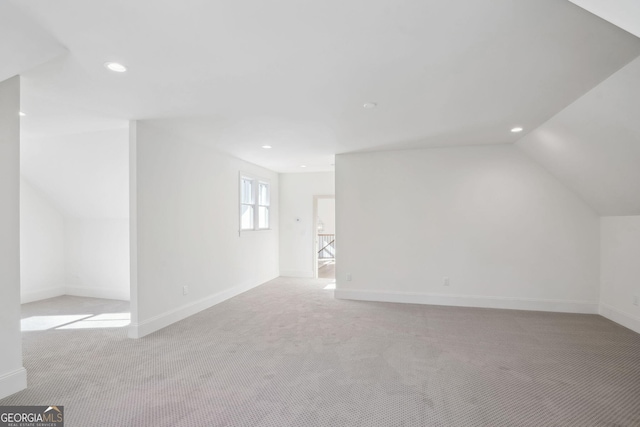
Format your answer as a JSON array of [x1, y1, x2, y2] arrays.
[[183, 285, 189, 296], [443, 277, 450, 286], [633, 295, 639, 306], [346, 273, 352, 281]]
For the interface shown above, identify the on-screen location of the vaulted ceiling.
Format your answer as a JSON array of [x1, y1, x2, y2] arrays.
[[0, 1, 66, 83], [21, 129, 129, 219], [518, 56, 640, 216], [4, 0, 640, 216]]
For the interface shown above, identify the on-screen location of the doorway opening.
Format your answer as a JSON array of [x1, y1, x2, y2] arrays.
[[313, 196, 335, 279]]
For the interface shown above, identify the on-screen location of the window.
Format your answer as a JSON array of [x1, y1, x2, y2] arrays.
[[240, 177, 255, 230], [240, 174, 270, 231], [258, 181, 270, 229]]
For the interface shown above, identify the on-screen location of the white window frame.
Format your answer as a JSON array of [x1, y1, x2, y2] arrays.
[[239, 173, 270, 232]]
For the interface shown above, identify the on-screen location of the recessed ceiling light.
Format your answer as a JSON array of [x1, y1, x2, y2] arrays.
[[262, 145, 272, 149], [300, 165, 307, 168], [363, 102, 377, 109], [104, 62, 127, 73], [19, 111, 26, 117], [511, 127, 523, 133]]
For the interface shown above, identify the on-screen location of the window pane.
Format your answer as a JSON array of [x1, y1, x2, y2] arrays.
[[241, 205, 254, 229], [241, 178, 254, 204], [259, 182, 269, 206], [258, 206, 269, 229]]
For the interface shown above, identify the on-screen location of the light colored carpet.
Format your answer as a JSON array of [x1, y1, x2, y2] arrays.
[[318, 260, 335, 279], [2, 277, 640, 426]]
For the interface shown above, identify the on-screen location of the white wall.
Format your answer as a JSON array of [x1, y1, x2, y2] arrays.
[[20, 178, 66, 303], [335, 145, 601, 313], [600, 216, 640, 333], [129, 120, 279, 338], [65, 219, 130, 301], [279, 172, 334, 277], [0, 76, 27, 399]]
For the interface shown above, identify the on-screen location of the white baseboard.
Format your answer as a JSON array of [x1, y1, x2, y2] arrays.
[[128, 276, 276, 339], [21, 287, 65, 304], [334, 289, 598, 314], [0, 368, 27, 399], [599, 303, 640, 334], [280, 270, 314, 278], [65, 286, 130, 301]]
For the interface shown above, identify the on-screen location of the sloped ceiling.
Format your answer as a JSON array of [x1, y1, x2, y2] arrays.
[[5, 0, 640, 217], [11, 0, 640, 173], [517, 57, 640, 216], [0, 1, 66, 83], [21, 129, 129, 219], [568, 0, 640, 39]]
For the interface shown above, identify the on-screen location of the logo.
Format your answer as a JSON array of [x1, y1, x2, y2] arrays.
[[0, 406, 64, 427]]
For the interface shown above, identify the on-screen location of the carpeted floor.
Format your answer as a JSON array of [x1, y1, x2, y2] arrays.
[[318, 261, 335, 279], [2, 277, 640, 426]]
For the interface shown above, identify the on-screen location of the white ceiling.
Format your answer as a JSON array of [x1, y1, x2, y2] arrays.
[[569, 0, 640, 39], [0, 1, 66, 83], [517, 56, 640, 216], [12, 0, 640, 169], [21, 129, 129, 219], [5, 0, 640, 217]]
